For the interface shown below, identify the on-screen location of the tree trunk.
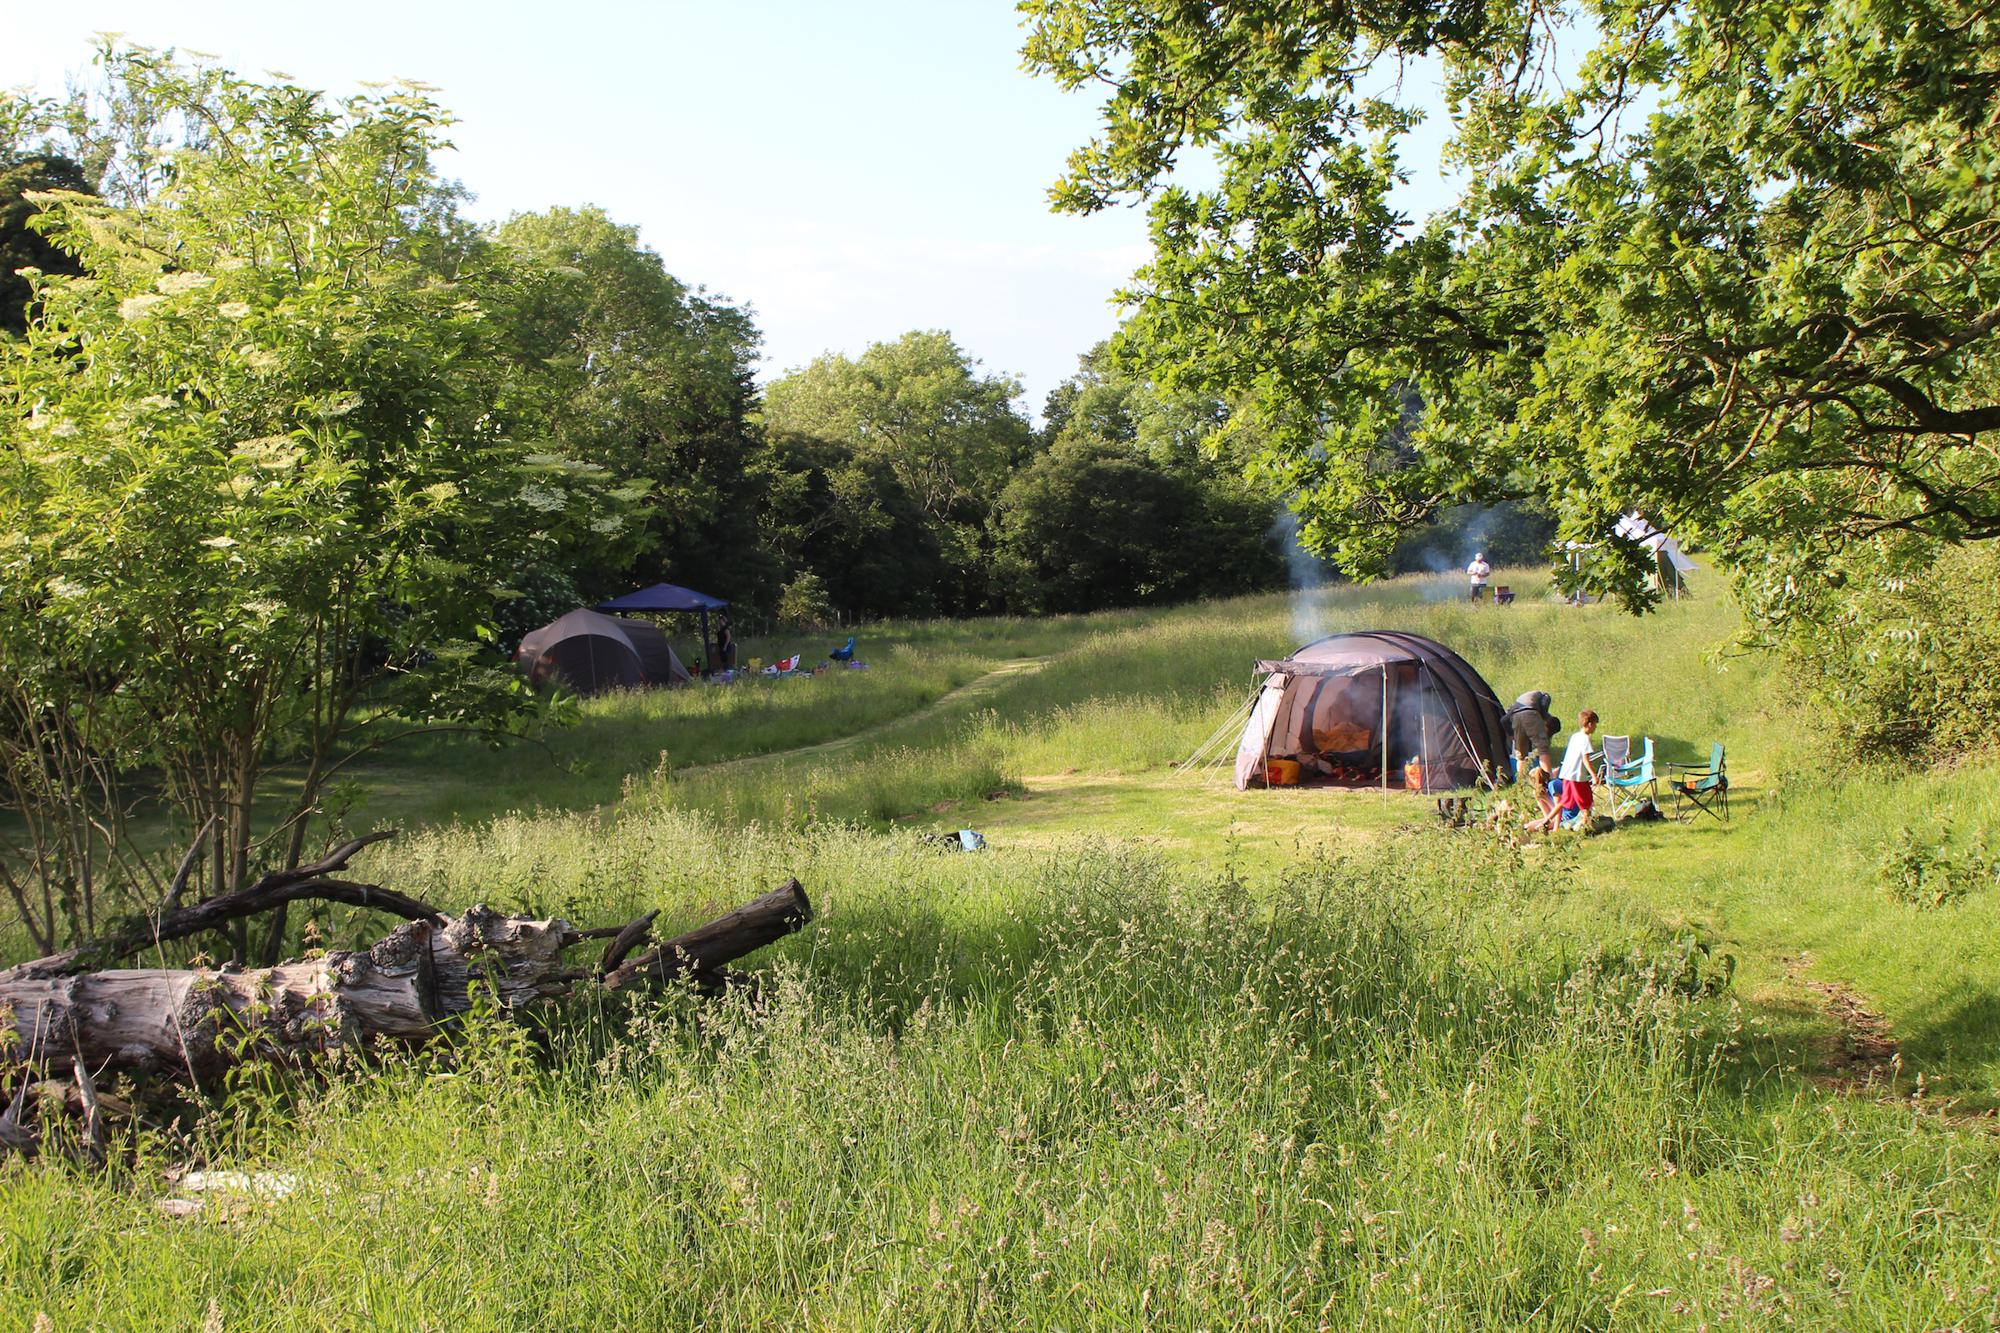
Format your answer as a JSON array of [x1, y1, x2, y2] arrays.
[[603, 880, 812, 990]]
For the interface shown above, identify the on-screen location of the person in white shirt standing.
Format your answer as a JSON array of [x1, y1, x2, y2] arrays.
[[1556, 709, 1601, 828], [1466, 552, 1492, 602]]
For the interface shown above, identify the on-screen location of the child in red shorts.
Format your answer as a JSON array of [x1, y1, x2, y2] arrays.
[[1556, 709, 1601, 828]]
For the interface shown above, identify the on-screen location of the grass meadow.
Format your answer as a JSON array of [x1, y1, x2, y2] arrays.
[[5, 573, 1998, 1329]]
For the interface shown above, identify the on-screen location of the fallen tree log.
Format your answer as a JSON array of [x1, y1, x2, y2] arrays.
[[1, 883, 814, 1083]]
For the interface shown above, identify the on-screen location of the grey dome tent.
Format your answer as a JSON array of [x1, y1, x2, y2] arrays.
[[1233, 631, 1507, 791], [516, 609, 692, 695]]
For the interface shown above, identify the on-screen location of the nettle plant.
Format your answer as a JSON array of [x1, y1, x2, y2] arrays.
[[0, 49, 633, 958], [1876, 819, 1995, 911]]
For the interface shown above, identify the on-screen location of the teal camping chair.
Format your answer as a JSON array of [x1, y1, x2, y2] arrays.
[[1601, 735, 1659, 818], [1668, 743, 1729, 821]]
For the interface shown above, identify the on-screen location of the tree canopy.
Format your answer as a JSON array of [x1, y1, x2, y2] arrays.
[[1023, 0, 2000, 615], [1006, 344, 1284, 610], [0, 152, 91, 337], [494, 207, 762, 602], [763, 330, 1034, 515], [763, 331, 1035, 612]]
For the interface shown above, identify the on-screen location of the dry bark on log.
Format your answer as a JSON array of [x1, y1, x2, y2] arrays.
[[597, 910, 658, 979], [1, 885, 814, 1083]]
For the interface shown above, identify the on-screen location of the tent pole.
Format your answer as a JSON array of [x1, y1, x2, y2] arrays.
[[699, 607, 711, 677], [1380, 665, 1390, 793], [1421, 672, 1431, 794]]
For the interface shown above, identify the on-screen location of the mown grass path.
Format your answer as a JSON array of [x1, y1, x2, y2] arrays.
[[674, 655, 1054, 778]]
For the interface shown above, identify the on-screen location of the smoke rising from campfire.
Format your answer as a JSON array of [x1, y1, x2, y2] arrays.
[[1269, 506, 1334, 644], [1270, 500, 1526, 625]]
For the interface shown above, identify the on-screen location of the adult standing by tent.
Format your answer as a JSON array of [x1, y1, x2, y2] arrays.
[[1503, 690, 1559, 775], [716, 614, 737, 673], [1467, 552, 1492, 602]]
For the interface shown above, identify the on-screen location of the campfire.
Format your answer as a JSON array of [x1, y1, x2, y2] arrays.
[[1318, 761, 1381, 784]]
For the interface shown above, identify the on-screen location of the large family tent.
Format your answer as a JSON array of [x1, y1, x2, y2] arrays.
[[515, 610, 692, 695], [1233, 632, 1508, 792]]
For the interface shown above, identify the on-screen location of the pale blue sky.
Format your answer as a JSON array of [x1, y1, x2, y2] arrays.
[[4, 2, 1459, 419]]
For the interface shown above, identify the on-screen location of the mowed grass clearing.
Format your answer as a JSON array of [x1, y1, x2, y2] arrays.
[[325, 570, 2000, 1107]]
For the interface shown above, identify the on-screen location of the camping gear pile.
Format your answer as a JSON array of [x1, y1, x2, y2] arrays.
[[919, 829, 987, 853], [753, 637, 866, 678]]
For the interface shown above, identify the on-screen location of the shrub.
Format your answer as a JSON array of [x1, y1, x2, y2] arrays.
[[1769, 538, 2000, 759], [776, 571, 834, 629], [1876, 820, 1995, 910]]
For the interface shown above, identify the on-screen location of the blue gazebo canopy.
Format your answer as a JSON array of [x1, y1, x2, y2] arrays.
[[595, 582, 729, 614]]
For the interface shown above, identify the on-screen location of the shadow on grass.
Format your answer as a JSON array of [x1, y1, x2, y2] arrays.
[[1897, 988, 2000, 1107]]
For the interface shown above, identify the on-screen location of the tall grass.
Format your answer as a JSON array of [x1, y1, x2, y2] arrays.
[[623, 574, 1766, 829], [4, 824, 1993, 1328], [335, 645, 992, 828]]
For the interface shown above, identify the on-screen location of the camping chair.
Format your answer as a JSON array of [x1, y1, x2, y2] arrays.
[[1601, 735, 1659, 819], [1494, 585, 1515, 605], [1667, 743, 1729, 821]]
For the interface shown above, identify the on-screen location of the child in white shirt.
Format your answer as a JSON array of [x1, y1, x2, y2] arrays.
[[1557, 709, 1601, 826]]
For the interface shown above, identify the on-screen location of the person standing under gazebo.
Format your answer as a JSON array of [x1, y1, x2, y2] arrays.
[[716, 614, 737, 673]]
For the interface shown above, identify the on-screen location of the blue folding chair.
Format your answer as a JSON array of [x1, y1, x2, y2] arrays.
[[1601, 735, 1659, 819]]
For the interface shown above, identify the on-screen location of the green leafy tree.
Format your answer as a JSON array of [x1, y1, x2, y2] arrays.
[[0, 153, 91, 337], [1, 49, 629, 958], [1037, 341, 1233, 463], [1023, 0, 2000, 616], [994, 353, 1285, 611], [991, 441, 1202, 612], [763, 331, 1033, 611], [1773, 538, 2000, 756], [494, 207, 762, 601], [749, 431, 948, 619]]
